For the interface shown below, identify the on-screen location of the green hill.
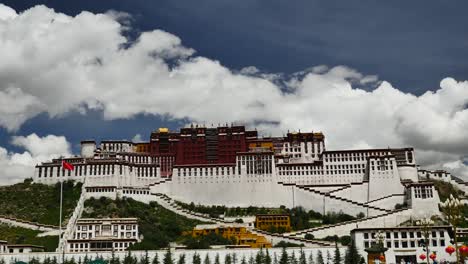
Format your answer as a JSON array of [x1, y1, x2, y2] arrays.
[[82, 197, 204, 250], [0, 223, 58, 252], [0, 179, 82, 226]]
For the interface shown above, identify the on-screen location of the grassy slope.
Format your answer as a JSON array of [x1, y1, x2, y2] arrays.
[[429, 178, 464, 202], [0, 179, 82, 226], [175, 201, 357, 231], [82, 197, 203, 250], [0, 223, 58, 252]]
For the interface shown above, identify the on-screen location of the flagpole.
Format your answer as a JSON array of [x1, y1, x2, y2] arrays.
[[59, 178, 63, 248], [59, 161, 64, 263]]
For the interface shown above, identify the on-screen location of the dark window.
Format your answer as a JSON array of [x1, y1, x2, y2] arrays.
[[401, 232, 407, 238], [394, 241, 399, 248], [394, 232, 399, 238], [402, 241, 408, 248], [410, 241, 416, 248], [386, 232, 391, 239], [364, 233, 369, 239]]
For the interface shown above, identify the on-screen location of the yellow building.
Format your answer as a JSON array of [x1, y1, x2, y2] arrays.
[[187, 224, 272, 248], [248, 140, 274, 152], [134, 142, 150, 153], [255, 214, 291, 232]]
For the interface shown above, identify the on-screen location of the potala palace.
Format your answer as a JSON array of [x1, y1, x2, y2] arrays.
[[33, 125, 451, 217], [23, 125, 468, 262]]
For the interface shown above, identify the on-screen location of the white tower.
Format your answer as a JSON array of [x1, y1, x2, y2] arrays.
[[81, 140, 96, 158]]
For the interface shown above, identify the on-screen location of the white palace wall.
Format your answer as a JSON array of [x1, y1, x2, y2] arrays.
[[0, 247, 344, 264], [325, 183, 369, 204], [365, 195, 406, 211]]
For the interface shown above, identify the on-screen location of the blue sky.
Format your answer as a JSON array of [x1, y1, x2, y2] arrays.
[[2, 0, 468, 150], [0, 0, 467, 183]]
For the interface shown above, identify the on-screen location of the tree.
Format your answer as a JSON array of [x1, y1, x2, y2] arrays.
[[192, 253, 201, 264], [44, 257, 52, 264], [178, 254, 186, 264], [141, 251, 150, 264], [344, 240, 360, 264], [164, 249, 174, 264], [290, 251, 298, 264], [273, 253, 278, 264], [334, 243, 341, 264], [124, 251, 137, 264], [308, 252, 314, 264], [248, 255, 255, 264], [241, 256, 247, 264], [265, 249, 272, 264], [316, 251, 324, 264], [359, 258, 365, 264], [123, 251, 138, 264], [152, 254, 160, 264], [299, 249, 307, 264], [225, 254, 232, 264], [232, 253, 238, 264], [326, 251, 331, 264], [279, 248, 288, 264], [204, 254, 211, 264], [67, 258, 78, 264], [30, 258, 41, 264], [214, 254, 221, 264], [110, 251, 121, 264], [304, 234, 314, 240], [256, 249, 265, 264]]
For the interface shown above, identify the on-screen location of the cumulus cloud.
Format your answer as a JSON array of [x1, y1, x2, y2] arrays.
[[132, 134, 143, 143], [0, 134, 71, 185], [0, 4, 467, 179]]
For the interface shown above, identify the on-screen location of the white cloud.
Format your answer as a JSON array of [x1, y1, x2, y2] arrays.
[[0, 4, 467, 179], [0, 4, 17, 20], [132, 134, 143, 143], [0, 134, 71, 185], [11, 133, 70, 158]]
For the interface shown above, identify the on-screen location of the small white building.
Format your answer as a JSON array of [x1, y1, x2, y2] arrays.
[[66, 218, 140, 253], [0, 240, 45, 254], [4, 244, 45, 253], [0, 240, 7, 254], [351, 226, 455, 264]]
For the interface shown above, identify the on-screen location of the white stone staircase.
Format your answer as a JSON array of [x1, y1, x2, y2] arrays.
[[56, 181, 87, 253], [151, 193, 233, 224]]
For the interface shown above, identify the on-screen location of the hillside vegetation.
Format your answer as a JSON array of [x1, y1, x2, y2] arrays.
[[176, 201, 362, 231], [82, 197, 203, 250], [429, 179, 464, 202], [0, 179, 82, 226], [0, 223, 58, 252]]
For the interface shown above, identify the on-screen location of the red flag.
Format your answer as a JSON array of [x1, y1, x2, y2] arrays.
[[62, 160, 74, 171]]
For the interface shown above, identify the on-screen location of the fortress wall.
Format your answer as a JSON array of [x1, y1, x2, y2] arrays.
[[0, 247, 344, 264], [366, 195, 405, 210], [298, 208, 414, 239], [151, 176, 381, 216], [322, 183, 369, 203]]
